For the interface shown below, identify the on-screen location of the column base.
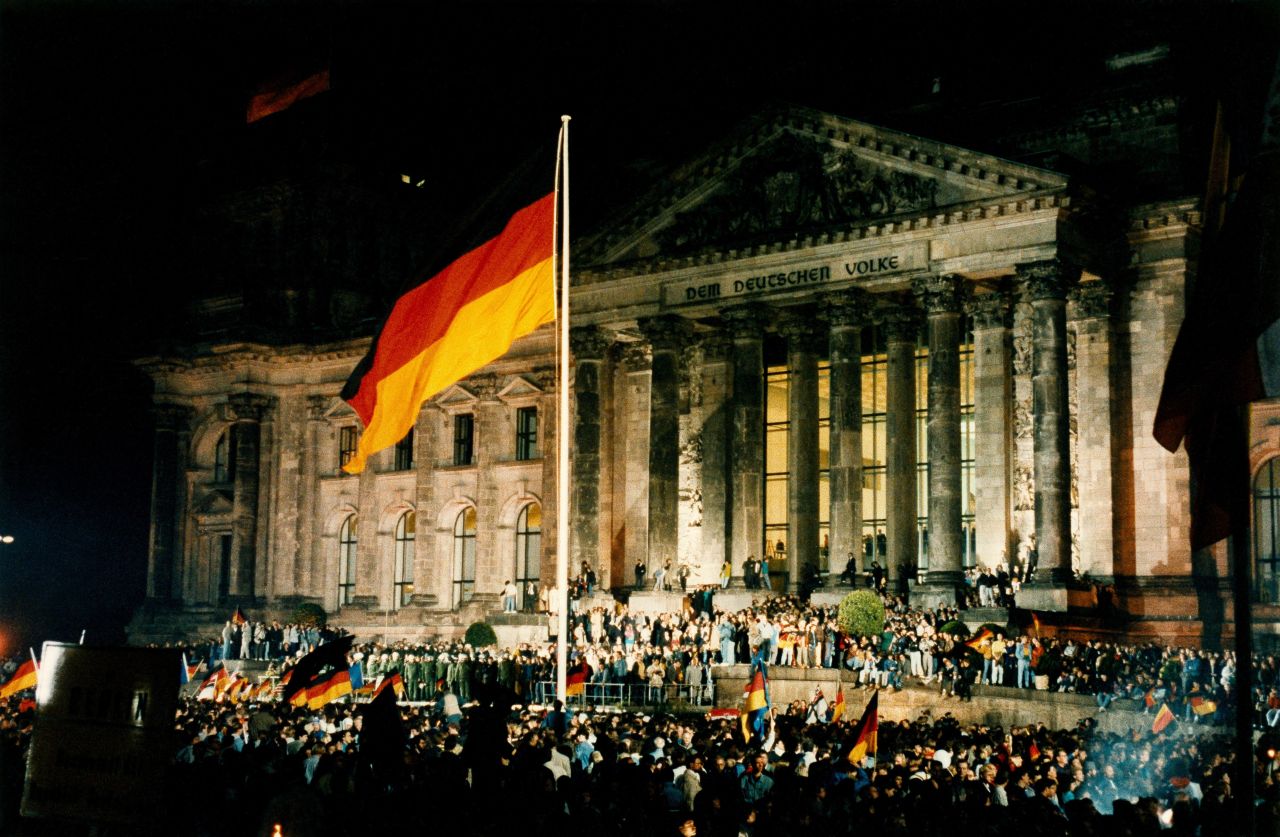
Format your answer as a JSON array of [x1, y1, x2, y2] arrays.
[[909, 580, 964, 611], [1015, 584, 1069, 613]]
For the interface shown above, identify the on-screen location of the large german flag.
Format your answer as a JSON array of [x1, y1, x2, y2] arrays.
[[341, 191, 556, 474], [565, 660, 590, 696]]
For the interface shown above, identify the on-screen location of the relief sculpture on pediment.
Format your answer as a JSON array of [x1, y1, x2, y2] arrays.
[[656, 133, 939, 253]]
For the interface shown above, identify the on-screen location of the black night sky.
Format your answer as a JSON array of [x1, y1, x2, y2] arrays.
[[0, 1, 1269, 652]]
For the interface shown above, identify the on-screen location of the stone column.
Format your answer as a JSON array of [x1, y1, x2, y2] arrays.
[[638, 315, 691, 572], [883, 304, 920, 593], [779, 309, 822, 590], [1019, 260, 1075, 603], [699, 332, 732, 573], [147, 403, 192, 602], [968, 292, 1013, 572], [723, 304, 769, 573], [915, 274, 965, 592], [570, 326, 612, 582], [822, 291, 868, 578], [299, 396, 329, 599], [1070, 281, 1116, 579], [227, 393, 271, 602]]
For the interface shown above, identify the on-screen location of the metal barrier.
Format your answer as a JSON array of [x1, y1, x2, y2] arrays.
[[535, 680, 714, 708]]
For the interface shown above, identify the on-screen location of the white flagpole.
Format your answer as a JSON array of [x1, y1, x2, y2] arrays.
[[555, 115, 572, 704]]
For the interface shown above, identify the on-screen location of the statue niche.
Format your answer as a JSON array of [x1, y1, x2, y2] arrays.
[[656, 132, 939, 253]]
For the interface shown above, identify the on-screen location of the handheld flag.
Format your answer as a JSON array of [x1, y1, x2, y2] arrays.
[[1152, 702, 1176, 734], [1189, 696, 1218, 716], [246, 69, 330, 124], [232, 608, 247, 626], [373, 670, 405, 700], [306, 667, 353, 710], [965, 628, 995, 650], [831, 684, 846, 722], [565, 659, 590, 697], [1031, 612, 1042, 636], [340, 192, 556, 474], [197, 666, 229, 701], [281, 635, 356, 704], [0, 659, 38, 699], [740, 667, 769, 743], [844, 691, 878, 767]]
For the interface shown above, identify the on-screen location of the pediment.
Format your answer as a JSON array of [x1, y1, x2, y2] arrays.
[[435, 383, 479, 409], [195, 489, 234, 516], [580, 106, 1067, 266], [497, 375, 544, 403]]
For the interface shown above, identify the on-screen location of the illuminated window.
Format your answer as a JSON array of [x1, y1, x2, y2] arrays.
[[338, 515, 357, 605], [453, 507, 477, 606], [515, 503, 541, 608], [861, 326, 888, 566], [1256, 459, 1280, 603], [394, 512, 415, 608]]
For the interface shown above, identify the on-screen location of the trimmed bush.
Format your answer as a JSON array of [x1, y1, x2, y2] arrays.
[[837, 590, 885, 638], [465, 621, 498, 648], [291, 602, 327, 628]]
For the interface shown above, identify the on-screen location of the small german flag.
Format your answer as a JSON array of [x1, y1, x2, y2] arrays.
[[965, 628, 994, 650], [1152, 702, 1176, 734], [0, 659, 37, 699], [565, 660, 590, 697], [844, 691, 878, 767], [374, 671, 405, 700], [831, 684, 846, 723], [231, 607, 248, 626], [1189, 696, 1217, 716]]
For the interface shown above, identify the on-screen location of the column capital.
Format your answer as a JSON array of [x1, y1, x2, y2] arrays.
[[819, 288, 872, 328], [306, 394, 331, 420], [913, 273, 966, 315], [569, 325, 613, 359], [698, 329, 733, 362], [619, 342, 653, 371], [151, 402, 193, 431], [1016, 259, 1080, 301], [777, 307, 825, 352], [879, 303, 922, 343], [720, 303, 771, 339], [227, 393, 274, 423], [966, 291, 1011, 331], [637, 314, 693, 351], [1068, 280, 1114, 321]]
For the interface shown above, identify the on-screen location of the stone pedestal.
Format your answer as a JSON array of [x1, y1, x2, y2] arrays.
[[1015, 585, 1070, 612], [909, 580, 963, 611], [627, 591, 692, 615]]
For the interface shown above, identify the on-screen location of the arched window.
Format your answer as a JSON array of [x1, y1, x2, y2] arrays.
[[338, 515, 358, 605], [213, 430, 236, 483], [394, 511, 415, 608], [515, 503, 541, 610], [1256, 458, 1280, 603], [453, 507, 477, 606]]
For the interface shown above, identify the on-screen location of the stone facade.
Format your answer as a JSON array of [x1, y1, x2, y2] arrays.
[[131, 105, 1274, 645]]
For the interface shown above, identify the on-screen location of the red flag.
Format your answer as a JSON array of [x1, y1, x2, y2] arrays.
[[246, 69, 331, 124]]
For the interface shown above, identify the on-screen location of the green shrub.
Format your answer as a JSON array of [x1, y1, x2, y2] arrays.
[[465, 621, 498, 647], [291, 602, 327, 628], [837, 590, 885, 638]]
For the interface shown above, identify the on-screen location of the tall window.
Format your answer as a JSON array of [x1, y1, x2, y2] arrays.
[[338, 515, 357, 606], [339, 426, 358, 470], [1256, 458, 1280, 603], [394, 511, 415, 608], [394, 429, 415, 471], [453, 507, 477, 606], [915, 340, 930, 571], [214, 430, 236, 483], [516, 406, 539, 460], [453, 414, 475, 466], [959, 319, 977, 568], [515, 503, 542, 609], [861, 326, 888, 567], [218, 534, 232, 602]]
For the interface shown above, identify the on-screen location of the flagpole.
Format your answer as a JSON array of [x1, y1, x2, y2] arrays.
[[555, 115, 572, 705]]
